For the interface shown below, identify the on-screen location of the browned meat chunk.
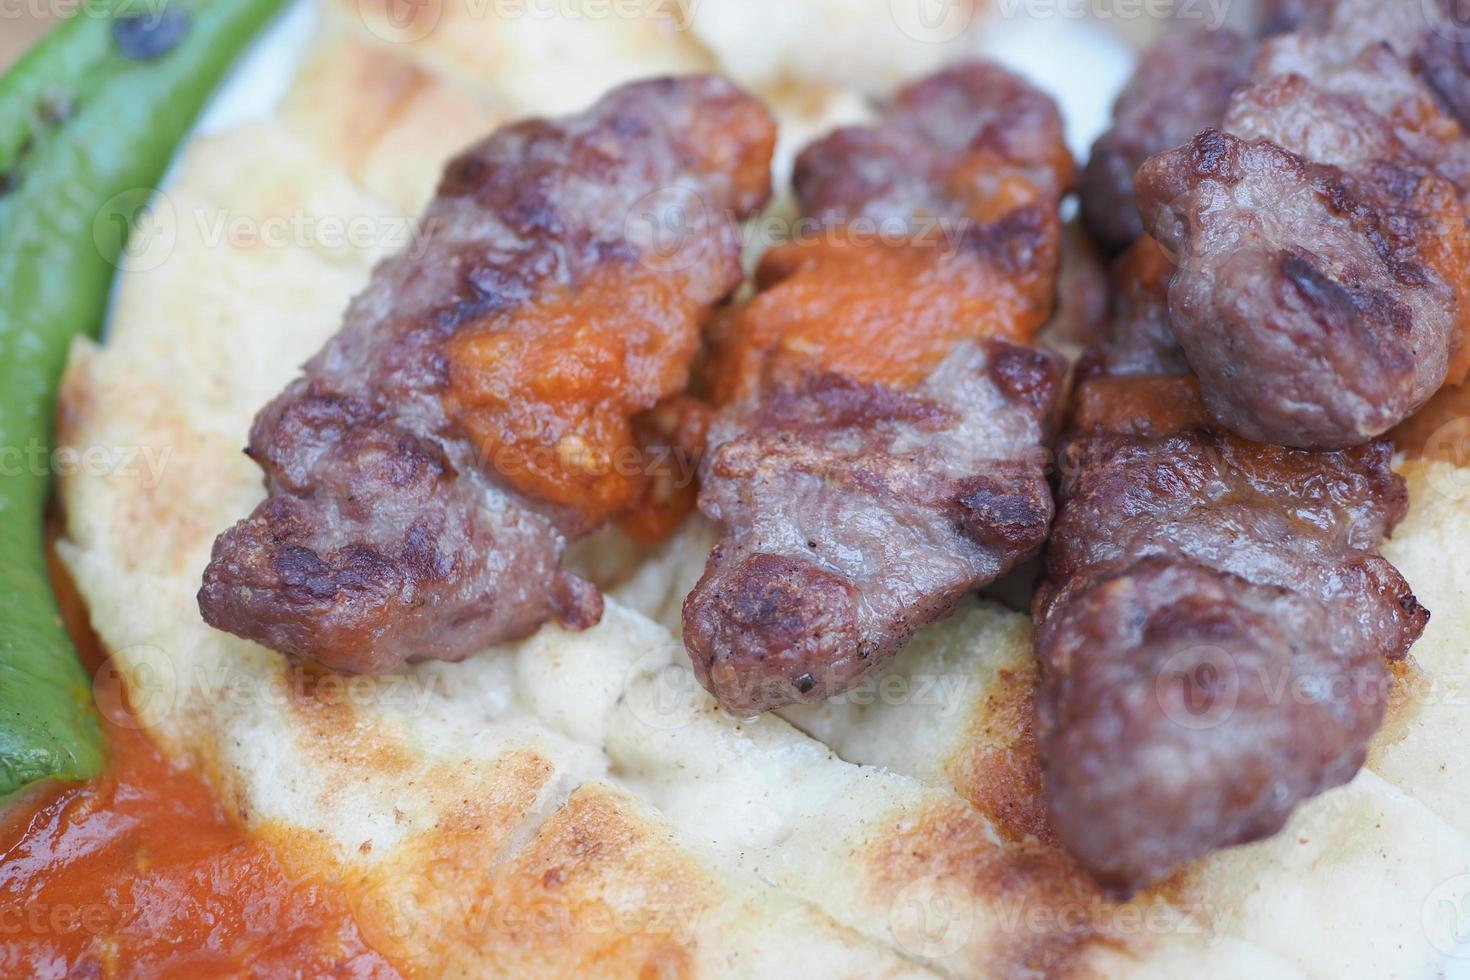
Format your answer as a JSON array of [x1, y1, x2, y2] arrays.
[[1251, 26, 1470, 188], [1080, 28, 1254, 254], [1135, 1, 1470, 449], [794, 60, 1074, 229], [1084, 0, 1470, 449], [1252, 0, 1469, 127], [683, 62, 1071, 713], [689, 339, 1063, 712], [199, 76, 776, 673], [1139, 127, 1464, 450], [1033, 238, 1429, 894], [1075, 237, 1189, 382]]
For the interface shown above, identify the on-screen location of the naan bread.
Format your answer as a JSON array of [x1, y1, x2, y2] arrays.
[[55, 3, 1470, 975]]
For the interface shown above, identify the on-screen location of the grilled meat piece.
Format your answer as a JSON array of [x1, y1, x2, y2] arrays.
[[1139, 127, 1464, 450], [1075, 237, 1190, 382], [1135, 0, 1470, 449], [688, 339, 1063, 713], [684, 62, 1070, 713], [1252, 21, 1470, 188], [1033, 238, 1429, 894], [793, 60, 1074, 228], [1079, 29, 1254, 254], [199, 76, 776, 672]]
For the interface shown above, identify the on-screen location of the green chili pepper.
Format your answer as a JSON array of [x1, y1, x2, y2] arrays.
[[0, 0, 288, 800]]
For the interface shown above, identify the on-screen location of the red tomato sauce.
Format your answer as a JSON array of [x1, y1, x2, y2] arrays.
[[0, 538, 401, 979]]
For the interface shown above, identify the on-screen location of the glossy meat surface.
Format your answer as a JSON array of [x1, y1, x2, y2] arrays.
[[1139, 127, 1463, 449], [689, 339, 1062, 712]]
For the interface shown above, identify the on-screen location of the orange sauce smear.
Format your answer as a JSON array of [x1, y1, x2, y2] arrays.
[[1399, 170, 1470, 386], [1070, 375, 1209, 439], [618, 394, 712, 544], [445, 264, 707, 533], [1065, 237, 1209, 439], [0, 539, 400, 979], [698, 128, 1067, 408], [704, 234, 1057, 406]]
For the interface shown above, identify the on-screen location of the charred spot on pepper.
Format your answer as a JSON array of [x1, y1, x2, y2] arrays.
[[113, 8, 192, 62]]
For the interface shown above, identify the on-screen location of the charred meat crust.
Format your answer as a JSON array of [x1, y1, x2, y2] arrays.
[[199, 76, 776, 673], [1036, 429, 1426, 894], [794, 60, 1075, 227], [1036, 549, 1420, 895]]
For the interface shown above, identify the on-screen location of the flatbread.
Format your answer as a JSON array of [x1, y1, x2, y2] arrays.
[[55, 3, 1470, 975]]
